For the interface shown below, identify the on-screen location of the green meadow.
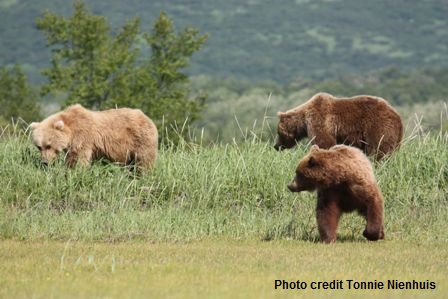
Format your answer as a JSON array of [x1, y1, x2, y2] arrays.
[[0, 127, 447, 298], [0, 240, 446, 299]]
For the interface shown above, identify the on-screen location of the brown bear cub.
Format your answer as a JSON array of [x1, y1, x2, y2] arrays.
[[274, 92, 403, 160], [288, 144, 384, 243], [30, 104, 158, 170]]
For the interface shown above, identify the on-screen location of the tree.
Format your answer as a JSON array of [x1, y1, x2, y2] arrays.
[[142, 12, 208, 137], [0, 65, 42, 126], [36, 1, 207, 142]]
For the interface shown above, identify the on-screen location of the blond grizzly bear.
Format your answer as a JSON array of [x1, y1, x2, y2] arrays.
[[274, 92, 403, 160], [288, 144, 385, 243], [30, 104, 158, 170]]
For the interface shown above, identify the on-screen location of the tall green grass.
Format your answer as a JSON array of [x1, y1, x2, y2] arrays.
[[0, 124, 446, 242]]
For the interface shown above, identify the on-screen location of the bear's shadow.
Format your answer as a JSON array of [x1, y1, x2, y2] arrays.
[[262, 235, 369, 243], [261, 227, 368, 243], [23, 148, 141, 178]]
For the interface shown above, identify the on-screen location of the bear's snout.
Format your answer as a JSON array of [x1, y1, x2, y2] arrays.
[[287, 180, 299, 192], [274, 143, 285, 151]]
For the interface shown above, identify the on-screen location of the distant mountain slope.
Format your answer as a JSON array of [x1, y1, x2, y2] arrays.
[[0, 0, 447, 83]]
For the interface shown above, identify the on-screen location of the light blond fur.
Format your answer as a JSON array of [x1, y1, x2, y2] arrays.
[[31, 104, 158, 170]]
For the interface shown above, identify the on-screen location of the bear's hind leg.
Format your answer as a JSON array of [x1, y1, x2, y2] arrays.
[[366, 130, 397, 160], [133, 149, 157, 171], [362, 199, 385, 241]]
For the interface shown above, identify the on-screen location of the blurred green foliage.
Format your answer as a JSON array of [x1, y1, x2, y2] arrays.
[[0, 0, 447, 83], [191, 67, 448, 142], [0, 65, 41, 127], [0, 1, 447, 144], [36, 1, 207, 141]]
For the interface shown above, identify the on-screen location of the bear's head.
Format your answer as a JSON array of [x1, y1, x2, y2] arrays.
[[287, 145, 334, 192], [274, 111, 307, 151], [30, 117, 71, 166]]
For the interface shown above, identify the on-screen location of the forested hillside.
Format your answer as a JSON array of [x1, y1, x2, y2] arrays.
[[0, 0, 447, 83], [0, 0, 447, 143], [191, 67, 448, 142]]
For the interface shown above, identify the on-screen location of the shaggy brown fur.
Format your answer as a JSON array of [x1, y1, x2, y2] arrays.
[[30, 104, 158, 170], [274, 92, 403, 160], [288, 144, 385, 243]]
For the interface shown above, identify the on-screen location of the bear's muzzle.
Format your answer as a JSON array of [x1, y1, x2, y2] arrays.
[[274, 143, 285, 151], [287, 180, 299, 192]]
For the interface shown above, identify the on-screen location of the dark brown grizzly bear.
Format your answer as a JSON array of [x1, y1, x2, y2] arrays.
[[287, 144, 385, 243], [274, 92, 403, 160]]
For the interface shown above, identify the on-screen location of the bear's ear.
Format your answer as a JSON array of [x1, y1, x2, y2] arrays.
[[310, 144, 320, 152], [54, 120, 65, 130], [277, 111, 287, 118], [308, 156, 318, 168], [29, 122, 39, 130]]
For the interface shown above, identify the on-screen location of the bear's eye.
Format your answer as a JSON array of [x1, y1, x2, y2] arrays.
[[45, 145, 51, 150], [36, 145, 42, 151], [308, 156, 318, 168]]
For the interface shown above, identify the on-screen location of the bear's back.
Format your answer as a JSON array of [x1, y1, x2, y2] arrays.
[[330, 95, 388, 113], [330, 145, 376, 183]]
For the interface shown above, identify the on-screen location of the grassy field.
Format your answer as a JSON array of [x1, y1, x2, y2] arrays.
[[0, 127, 447, 298], [0, 240, 447, 298]]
